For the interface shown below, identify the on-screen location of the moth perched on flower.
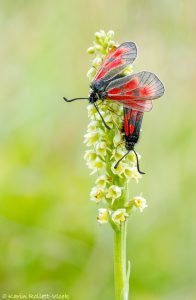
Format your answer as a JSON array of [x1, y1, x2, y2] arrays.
[[63, 37, 164, 173], [63, 42, 164, 123]]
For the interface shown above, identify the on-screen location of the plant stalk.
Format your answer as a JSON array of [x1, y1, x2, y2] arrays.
[[114, 221, 129, 300]]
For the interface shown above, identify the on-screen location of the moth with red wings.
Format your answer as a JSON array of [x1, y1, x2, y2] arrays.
[[63, 41, 164, 128], [114, 108, 145, 174], [63, 41, 165, 173]]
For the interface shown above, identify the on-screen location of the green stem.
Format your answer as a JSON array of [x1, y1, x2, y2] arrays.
[[114, 221, 129, 300]]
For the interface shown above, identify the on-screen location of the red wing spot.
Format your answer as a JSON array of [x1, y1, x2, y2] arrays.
[[107, 95, 135, 100], [130, 124, 135, 134], [107, 92, 130, 101], [108, 87, 122, 94], [96, 60, 123, 80], [107, 59, 123, 69], [123, 79, 139, 90], [125, 91, 133, 96], [113, 47, 128, 58], [96, 68, 108, 80], [140, 87, 152, 97], [124, 115, 129, 136]]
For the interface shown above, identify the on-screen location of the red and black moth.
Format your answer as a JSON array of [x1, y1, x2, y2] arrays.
[[63, 41, 165, 173], [114, 108, 145, 173]]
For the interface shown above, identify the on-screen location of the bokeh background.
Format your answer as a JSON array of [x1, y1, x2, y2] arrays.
[[0, 0, 196, 299]]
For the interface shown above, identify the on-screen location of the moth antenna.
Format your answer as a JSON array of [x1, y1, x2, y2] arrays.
[[114, 150, 131, 169], [63, 97, 88, 102], [93, 103, 111, 130], [132, 149, 145, 175]]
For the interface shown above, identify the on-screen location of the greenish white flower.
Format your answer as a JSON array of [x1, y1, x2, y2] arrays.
[[113, 131, 123, 147], [106, 185, 122, 201], [87, 120, 100, 132], [124, 166, 135, 179], [110, 102, 122, 112], [111, 149, 125, 162], [84, 130, 101, 146], [133, 196, 148, 212], [84, 149, 97, 162], [111, 162, 126, 177], [112, 209, 129, 225], [87, 157, 106, 175], [125, 196, 147, 212], [104, 113, 114, 128], [129, 167, 142, 183], [94, 109, 106, 121], [96, 141, 107, 159], [90, 186, 105, 203], [87, 104, 97, 118], [95, 175, 109, 188], [127, 151, 137, 164], [97, 208, 108, 224]]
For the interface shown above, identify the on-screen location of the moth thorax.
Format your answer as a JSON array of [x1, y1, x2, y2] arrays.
[[93, 80, 104, 92]]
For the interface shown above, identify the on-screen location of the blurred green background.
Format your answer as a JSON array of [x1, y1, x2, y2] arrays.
[[0, 0, 196, 299]]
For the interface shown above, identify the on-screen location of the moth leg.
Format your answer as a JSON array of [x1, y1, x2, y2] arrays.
[[93, 102, 111, 130], [101, 103, 119, 116]]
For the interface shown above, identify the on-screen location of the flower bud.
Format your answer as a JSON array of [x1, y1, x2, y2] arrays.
[[95, 44, 102, 51], [107, 30, 114, 39], [87, 46, 95, 54], [108, 40, 115, 48], [87, 67, 97, 81], [92, 56, 102, 68]]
